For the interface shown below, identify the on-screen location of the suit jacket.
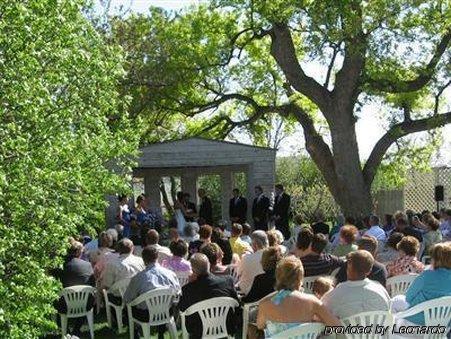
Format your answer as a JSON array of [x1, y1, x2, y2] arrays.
[[61, 258, 95, 288], [198, 196, 213, 225], [179, 274, 239, 338], [272, 193, 291, 225], [252, 194, 270, 228], [229, 196, 247, 224], [241, 269, 275, 303], [335, 260, 388, 287]]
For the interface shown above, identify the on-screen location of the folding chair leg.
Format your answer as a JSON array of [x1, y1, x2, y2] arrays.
[[60, 314, 68, 339], [87, 310, 95, 339], [167, 318, 177, 339], [115, 306, 125, 333], [127, 308, 134, 339], [141, 324, 151, 339], [105, 305, 113, 329]]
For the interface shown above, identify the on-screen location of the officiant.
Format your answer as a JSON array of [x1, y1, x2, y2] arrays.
[[271, 184, 291, 239]]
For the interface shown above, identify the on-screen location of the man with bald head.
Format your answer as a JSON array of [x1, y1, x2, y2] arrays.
[[102, 238, 145, 290], [179, 253, 239, 338]]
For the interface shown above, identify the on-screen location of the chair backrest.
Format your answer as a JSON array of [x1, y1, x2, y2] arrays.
[[396, 296, 451, 327], [271, 322, 325, 339], [182, 297, 239, 338], [341, 311, 393, 339], [302, 275, 323, 293], [421, 255, 431, 265], [176, 271, 190, 287], [59, 285, 96, 317], [109, 277, 131, 298], [386, 274, 418, 297], [127, 287, 176, 326], [330, 267, 341, 278]]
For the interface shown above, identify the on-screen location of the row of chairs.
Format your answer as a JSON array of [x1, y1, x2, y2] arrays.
[[59, 285, 451, 338], [58, 266, 423, 338], [270, 296, 451, 339], [58, 284, 238, 339]]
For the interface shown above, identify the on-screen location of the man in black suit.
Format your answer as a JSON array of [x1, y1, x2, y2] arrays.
[[198, 188, 213, 225], [229, 188, 247, 224], [179, 253, 239, 339], [272, 184, 291, 239], [252, 185, 270, 231]]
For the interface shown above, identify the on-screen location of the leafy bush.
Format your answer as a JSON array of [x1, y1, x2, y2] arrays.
[[0, 1, 138, 337]]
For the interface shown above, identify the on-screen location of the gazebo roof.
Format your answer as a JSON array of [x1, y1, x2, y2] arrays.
[[137, 137, 276, 169]]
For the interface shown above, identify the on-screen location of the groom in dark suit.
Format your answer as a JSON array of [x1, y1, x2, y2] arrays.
[[272, 184, 291, 239], [252, 185, 270, 230], [229, 188, 247, 224]]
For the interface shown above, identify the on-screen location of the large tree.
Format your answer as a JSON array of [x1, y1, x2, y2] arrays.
[[0, 1, 137, 337], [111, 1, 450, 216]]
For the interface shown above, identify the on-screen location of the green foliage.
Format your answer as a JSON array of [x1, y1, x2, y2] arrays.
[[105, 0, 450, 216], [276, 156, 339, 222], [0, 1, 138, 337]]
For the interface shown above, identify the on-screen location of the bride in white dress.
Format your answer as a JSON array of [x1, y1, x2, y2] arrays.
[[174, 191, 187, 235]]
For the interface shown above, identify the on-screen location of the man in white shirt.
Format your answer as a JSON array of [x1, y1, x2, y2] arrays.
[[364, 215, 387, 241], [102, 238, 145, 291], [238, 230, 268, 295], [322, 250, 390, 318]]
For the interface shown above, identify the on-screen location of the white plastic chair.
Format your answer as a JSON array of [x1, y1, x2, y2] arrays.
[[271, 322, 325, 339], [330, 267, 341, 278], [395, 296, 451, 336], [386, 274, 418, 297], [302, 275, 322, 293], [102, 277, 131, 333], [180, 297, 239, 339], [242, 300, 260, 339], [126, 287, 177, 339], [176, 271, 190, 287], [58, 285, 96, 339], [341, 311, 394, 339], [421, 255, 431, 265]]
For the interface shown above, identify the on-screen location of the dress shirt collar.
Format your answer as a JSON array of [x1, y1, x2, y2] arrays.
[[344, 278, 371, 286]]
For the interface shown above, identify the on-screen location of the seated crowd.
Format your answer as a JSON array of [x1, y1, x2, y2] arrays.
[[56, 203, 451, 338]]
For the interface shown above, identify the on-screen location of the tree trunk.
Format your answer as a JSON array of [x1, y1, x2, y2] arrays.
[[331, 113, 373, 217]]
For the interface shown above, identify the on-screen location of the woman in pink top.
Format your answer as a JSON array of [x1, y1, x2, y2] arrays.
[[162, 239, 191, 273], [386, 236, 424, 277]]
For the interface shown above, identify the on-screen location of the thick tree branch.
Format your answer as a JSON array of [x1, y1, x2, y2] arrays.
[[366, 29, 451, 93], [288, 104, 340, 197], [324, 44, 340, 88], [332, 2, 366, 111], [363, 111, 451, 185], [269, 24, 331, 113]]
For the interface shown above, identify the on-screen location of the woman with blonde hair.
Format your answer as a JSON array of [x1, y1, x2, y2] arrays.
[[256, 256, 340, 337]]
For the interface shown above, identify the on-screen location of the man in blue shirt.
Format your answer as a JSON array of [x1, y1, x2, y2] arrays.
[[124, 245, 181, 339]]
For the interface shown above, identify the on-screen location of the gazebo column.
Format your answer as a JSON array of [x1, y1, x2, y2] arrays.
[[220, 170, 233, 222], [144, 174, 161, 210], [181, 172, 198, 204], [246, 164, 255, 224]]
